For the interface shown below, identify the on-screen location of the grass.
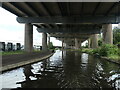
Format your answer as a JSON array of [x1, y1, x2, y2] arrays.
[[0, 50, 41, 56], [34, 50, 41, 52], [81, 48, 93, 54], [81, 48, 120, 62], [0, 50, 25, 55], [108, 55, 120, 61]]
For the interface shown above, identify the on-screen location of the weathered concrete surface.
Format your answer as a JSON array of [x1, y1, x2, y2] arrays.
[[42, 32, 48, 51], [62, 40, 64, 49], [88, 38, 91, 48], [91, 34, 98, 48], [78, 40, 81, 49], [75, 38, 79, 49], [102, 24, 113, 44], [48, 34, 50, 47], [1, 51, 53, 72], [24, 23, 33, 52]]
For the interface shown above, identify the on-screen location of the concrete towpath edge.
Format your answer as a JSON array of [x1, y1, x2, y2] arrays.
[[0, 53, 53, 72]]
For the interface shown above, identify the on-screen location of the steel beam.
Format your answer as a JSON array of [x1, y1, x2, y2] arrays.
[[17, 16, 120, 24]]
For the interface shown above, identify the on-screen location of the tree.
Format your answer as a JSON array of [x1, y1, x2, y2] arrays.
[[48, 42, 55, 49], [98, 39, 102, 46], [113, 27, 120, 44], [98, 34, 103, 46]]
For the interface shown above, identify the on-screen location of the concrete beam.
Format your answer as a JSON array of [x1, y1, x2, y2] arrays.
[[57, 37, 86, 44], [102, 24, 113, 44], [17, 16, 120, 24], [24, 23, 33, 52], [37, 27, 101, 34], [50, 33, 90, 39]]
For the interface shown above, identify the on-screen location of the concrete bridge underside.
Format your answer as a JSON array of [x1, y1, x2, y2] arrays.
[[1, 2, 120, 51]]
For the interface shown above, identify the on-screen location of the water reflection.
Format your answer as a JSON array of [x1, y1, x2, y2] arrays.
[[81, 53, 88, 69], [0, 68, 25, 89], [0, 50, 120, 89], [23, 65, 34, 81]]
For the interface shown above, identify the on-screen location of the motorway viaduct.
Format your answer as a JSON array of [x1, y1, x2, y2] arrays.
[[1, 2, 120, 52]]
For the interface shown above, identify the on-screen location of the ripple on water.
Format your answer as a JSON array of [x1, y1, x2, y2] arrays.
[[0, 50, 120, 89]]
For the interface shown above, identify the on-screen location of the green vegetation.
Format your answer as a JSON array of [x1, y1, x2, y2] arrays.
[[0, 50, 41, 56], [81, 28, 120, 62], [82, 48, 93, 54], [82, 44, 120, 62], [0, 50, 25, 56], [108, 55, 120, 61], [48, 42, 55, 50], [98, 34, 103, 47], [113, 27, 120, 44], [34, 50, 41, 52]]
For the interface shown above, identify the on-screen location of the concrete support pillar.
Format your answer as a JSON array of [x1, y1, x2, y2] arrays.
[[102, 24, 113, 44], [47, 34, 50, 47], [0, 2, 2, 7], [66, 44, 69, 49], [24, 23, 33, 52], [42, 32, 48, 51], [75, 38, 79, 49], [88, 38, 91, 48], [62, 40, 64, 50], [79, 40, 81, 49], [64, 43, 67, 49], [91, 34, 98, 48]]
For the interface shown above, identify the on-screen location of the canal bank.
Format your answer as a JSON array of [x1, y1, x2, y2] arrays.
[[0, 51, 53, 72], [0, 50, 120, 89], [81, 48, 120, 65], [88, 52, 120, 65]]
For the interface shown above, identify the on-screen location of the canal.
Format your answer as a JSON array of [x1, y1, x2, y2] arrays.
[[0, 50, 120, 89]]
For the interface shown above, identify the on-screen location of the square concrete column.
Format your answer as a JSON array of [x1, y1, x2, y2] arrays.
[[66, 44, 70, 49], [79, 40, 82, 49], [88, 38, 91, 48], [24, 23, 33, 52], [42, 32, 48, 51], [47, 34, 50, 47], [62, 40, 64, 50], [75, 38, 79, 49], [102, 24, 113, 44], [91, 34, 98, 48]]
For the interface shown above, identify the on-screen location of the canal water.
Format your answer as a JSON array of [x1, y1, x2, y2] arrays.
[[0, 50, 120, 89]]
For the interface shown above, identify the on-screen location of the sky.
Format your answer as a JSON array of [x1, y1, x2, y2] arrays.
[[0, 7, 119, 46], [0, 7, 62, 46]]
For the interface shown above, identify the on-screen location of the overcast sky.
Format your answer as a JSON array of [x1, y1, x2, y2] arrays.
[[0, 7, 119, 46], [0, 7, 62, 46]]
